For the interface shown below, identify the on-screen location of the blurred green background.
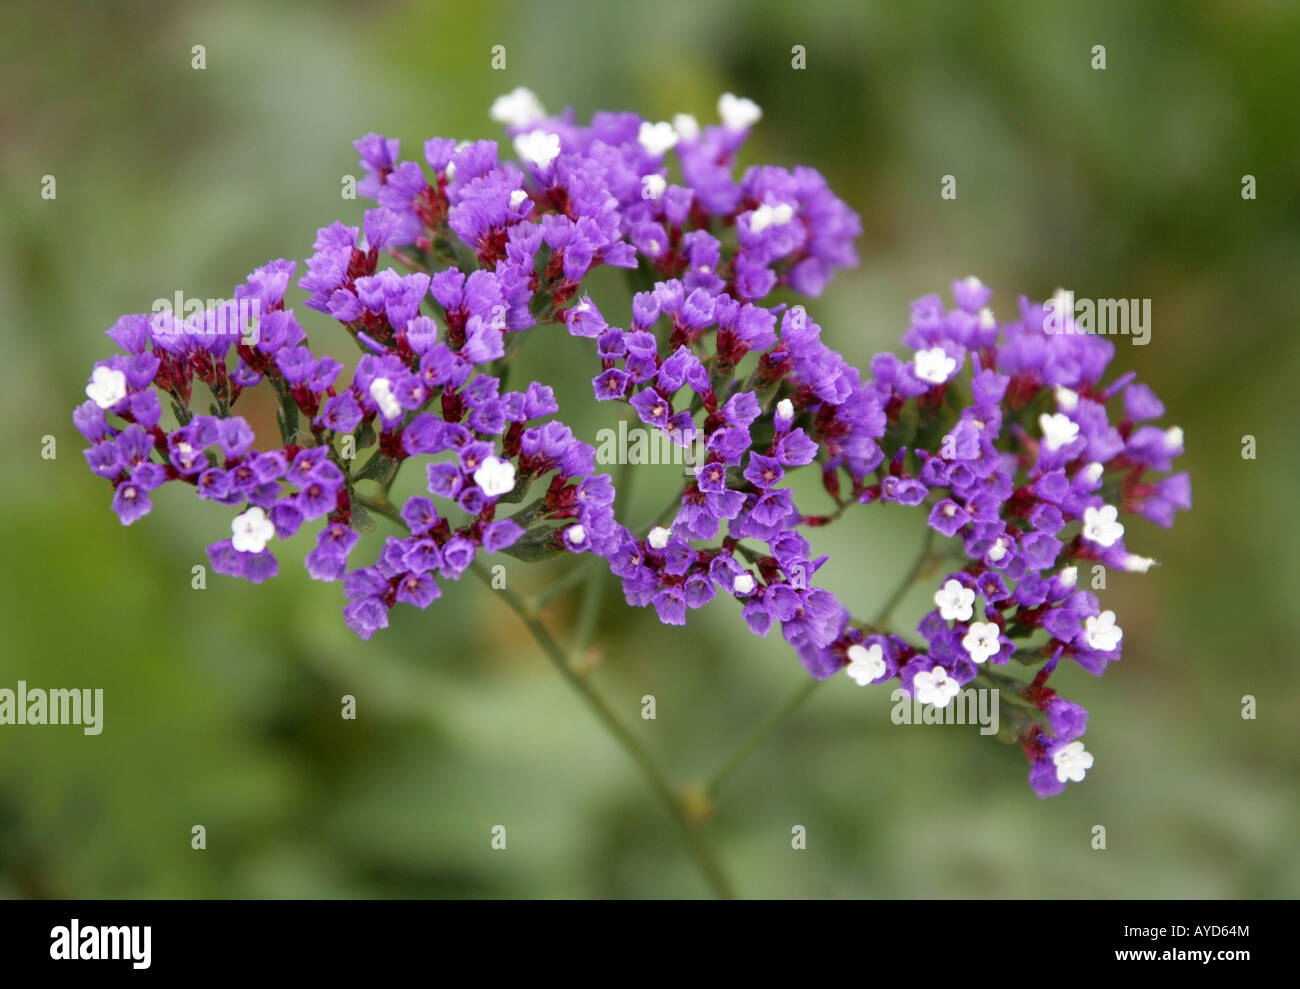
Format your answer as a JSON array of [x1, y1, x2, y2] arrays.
[[1, 0, 1296, 898]]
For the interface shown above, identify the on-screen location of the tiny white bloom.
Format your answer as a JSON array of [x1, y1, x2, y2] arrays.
[[961, 275, 984, 294], [514, 130, 561, 169], [646, 526, 671, 550], [1164, 426, 1184, 451], [565, 524, 586, 545], [1084, 610, 1123, 652], [1121, 553, 1157, 573], [473, 455, 516, 498], [1039, 412, 1080, 451], [489, 86, 546, 129], [1081, 504, 1124, 547], [776, 398, 795, 422], [672, 113, 700, 141], [1081, 461, 1105, 485], [1052, 740, 1094, 783], [749, 201, 794, 234], [845, 643, 886, 685], [641, 174, 666, 200], [231, 506, 275, 554], [718, 93, 762, 130], [637, 120, 678, 156], [934, 579, 975, 622], [914, 347, 957, 385], [913, 665, 960, 708], [1054, 386, 1080, 412], [369, 377, 402, 420], [977, 307, 996, 331], [509, 189, 529, 209], [962, 621, 1002, 664], [1058, 565, 1078, 589], [86, 366, 128, 409], [986, 536, 1009, 563], [732, 573, 756, 596]]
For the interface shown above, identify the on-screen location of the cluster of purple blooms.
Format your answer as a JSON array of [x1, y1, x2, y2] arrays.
[[76, 90, 1189, 797]]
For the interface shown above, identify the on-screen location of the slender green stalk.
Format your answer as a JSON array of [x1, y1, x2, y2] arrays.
[[468, 561, 735, 899], [705, 677, 822, 797], [872, 526, 936, 629], [700, 526, 939, 799]]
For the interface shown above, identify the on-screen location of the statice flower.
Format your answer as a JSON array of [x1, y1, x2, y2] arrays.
[[77, 89, 1187, 799]]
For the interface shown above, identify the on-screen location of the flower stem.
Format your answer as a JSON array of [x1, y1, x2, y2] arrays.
[[872, 525, 936, 628], [468, 560, 736, 899], [700, 525, 940, 798], [704, 677, 822, 798]]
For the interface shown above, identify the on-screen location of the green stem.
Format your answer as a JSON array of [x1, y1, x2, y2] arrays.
[[700, 525, 940, 798], [469, 561, 735, 899], [872, 525, 936, 629], [705, 677, 821, 798]]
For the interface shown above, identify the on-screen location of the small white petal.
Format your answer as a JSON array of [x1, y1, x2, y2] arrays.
[[473, 456, 516, 498], [490, 87, 546, 129], [914, 347, 957, 385], [86, 366, 128, 410], [646, 526, 671, 550], [717, 92, 762, 130], [514, 130, 561, 169], [732, 573, 756, 596], [637, 120, 678, 157]]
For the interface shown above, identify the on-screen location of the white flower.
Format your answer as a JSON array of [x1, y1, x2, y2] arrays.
[[1083, 610, 1123, 652], [1164, 426, 1184, 452], [1052, 740, 1094, 783], [776, 398, 795, 422], [1039, 412, 1080, 451], [960, 275, 984, 294], [514, 130, 561, 169], [1081, 461, 1105, 485], [914, 347, 957, 385], [732, 573, 756, 596], [368, 378, 402, 420], [913, 665, 960, 708], [672, 113, 700, 141], [749, 202, 794, 234], [646, 526, 671, 550], [717, 92, 762, 130], [509, 189, 529, 209], [231, 506, 275, 554], [986, 536, 1009, 563], [1121, 553, 1157, 573], [641, 174, 666, 200], [637, 120, 678, 156], [565, 524, 586, 545], [845, 644, 886, 685], [962, 621, 1002, 664], [1058, 565, 1078, 589], [489, 86, 546, 129], [473, 455, 516, 498], [1054, 386, 1080, 412], [86, 366, 128, 409], [1081, 504, 1124, 547], [934, 579, 975, 622], [978, 307, 996, 331]]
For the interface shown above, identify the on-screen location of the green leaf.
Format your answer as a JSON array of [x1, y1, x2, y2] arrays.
[[499, 524, 565, 563], [353, 449, 399, 485], [495, 475, 535, 505]]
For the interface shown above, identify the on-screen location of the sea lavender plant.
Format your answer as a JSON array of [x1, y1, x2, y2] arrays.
[[77, 88, 1189, 861]]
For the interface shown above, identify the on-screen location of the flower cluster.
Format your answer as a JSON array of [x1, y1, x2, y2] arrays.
[[76, 89, 1188, 797]]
